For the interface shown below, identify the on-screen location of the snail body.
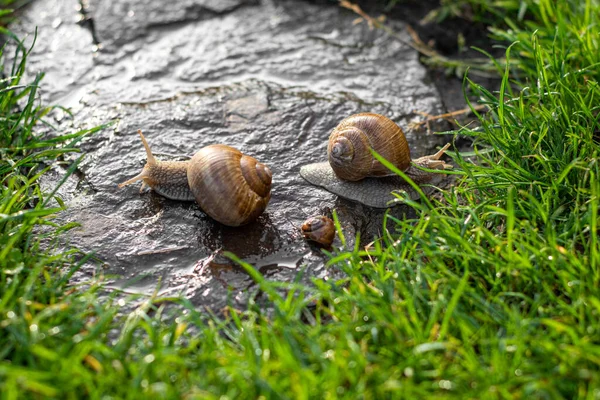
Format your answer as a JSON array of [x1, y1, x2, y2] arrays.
[[301, 216, 335, 247], [118, 130, 272, 227], [300, 113, 451, 208]]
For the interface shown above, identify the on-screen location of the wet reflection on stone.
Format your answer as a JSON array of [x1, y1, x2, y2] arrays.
[[198, 213, 280, 257]]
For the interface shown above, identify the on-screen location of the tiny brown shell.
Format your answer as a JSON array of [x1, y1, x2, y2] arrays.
[[327, 113, 411, 181], [301, 216, 335, 247], [187, 145, 272, 227]]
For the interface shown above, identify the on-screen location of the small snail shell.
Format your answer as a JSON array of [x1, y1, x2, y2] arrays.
[[300, 113, 452, 208], [301, 216, 335, 247], [118, 130, 272, 227]]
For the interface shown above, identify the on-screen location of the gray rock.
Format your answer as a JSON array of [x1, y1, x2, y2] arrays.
[[14, 0, 452, 309]]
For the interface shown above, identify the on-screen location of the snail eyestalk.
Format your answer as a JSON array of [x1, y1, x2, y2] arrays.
[[137, 129, 157, 165], [117, 130, 156, 189], [412, 143, 453, 170]]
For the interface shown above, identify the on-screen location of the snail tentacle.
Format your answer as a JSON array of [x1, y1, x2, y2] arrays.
[[136, 129, 157, 165], [404, 143, 453, 183], [118, 130, 158, 189], [412, 143, 452, 169], [117, 169, 150, 189]]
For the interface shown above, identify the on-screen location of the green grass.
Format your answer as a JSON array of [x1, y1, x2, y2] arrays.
[[0, 1, 34, 27], [1, 0, 600, 398]]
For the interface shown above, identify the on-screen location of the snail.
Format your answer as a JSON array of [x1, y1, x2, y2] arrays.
[[301, 215, 335, 247], [299, 113, 452, 208], [118, 130, 272, 227]]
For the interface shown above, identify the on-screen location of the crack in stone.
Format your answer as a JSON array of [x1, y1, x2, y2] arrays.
[[138, 1, 259, 38], [83, 0, 260, 50]]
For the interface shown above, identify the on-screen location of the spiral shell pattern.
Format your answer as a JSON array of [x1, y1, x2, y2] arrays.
[[187, 145, 272, 226], [327, 113, 410, 181], [301, 215, 335, 247]]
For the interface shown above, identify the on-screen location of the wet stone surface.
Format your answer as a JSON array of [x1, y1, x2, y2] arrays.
[[16, 0, 452, 310]]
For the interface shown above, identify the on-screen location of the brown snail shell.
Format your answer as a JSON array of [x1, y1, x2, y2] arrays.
[[187, 145, 272, 227], [300, 113, 452, 208], [328, 113, 411, 181], [301, 216, 335, 247], [118, 130, 272, 227]]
